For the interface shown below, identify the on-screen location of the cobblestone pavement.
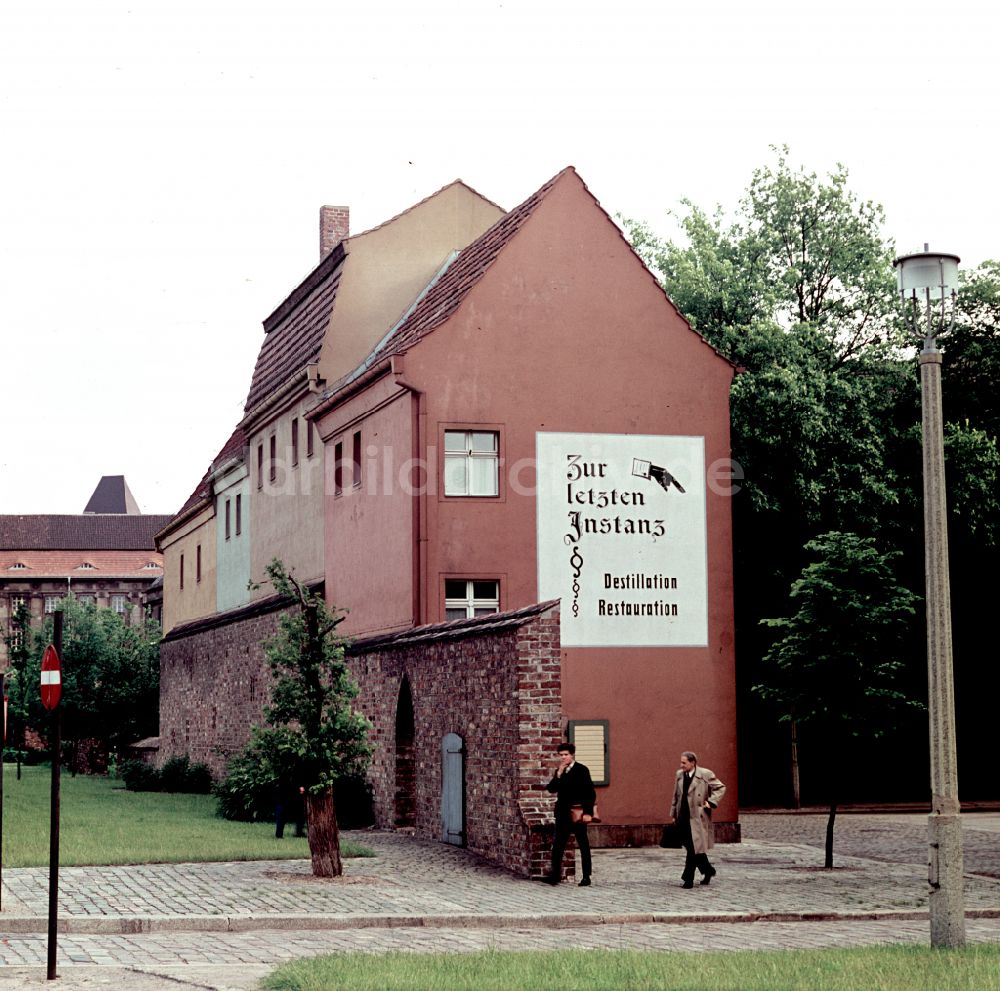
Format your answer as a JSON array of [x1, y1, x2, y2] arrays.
[[0, 813, 997, 990]]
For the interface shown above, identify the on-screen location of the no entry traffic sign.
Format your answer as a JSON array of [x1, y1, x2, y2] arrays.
[[41, 643, 62, 711]]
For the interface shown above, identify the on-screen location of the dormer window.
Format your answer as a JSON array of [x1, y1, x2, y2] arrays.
[[142, 562, 161, 570], [7, 563, 27, 570], [76, 562, 96, 571]]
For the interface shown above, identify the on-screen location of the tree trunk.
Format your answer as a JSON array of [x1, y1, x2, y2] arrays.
[[825, 799, 837, 869], [789, 718, 801, 809], [305, 786, 342, 877]]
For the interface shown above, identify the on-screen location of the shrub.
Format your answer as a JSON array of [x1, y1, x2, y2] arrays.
[[214, 739, 373, 827], [159, 755, 214, 794], [120, 758, 161, 792], [214, 745, 276, 821], [119, 755, 213, 793]]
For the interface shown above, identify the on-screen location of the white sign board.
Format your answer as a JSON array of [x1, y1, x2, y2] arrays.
[[536, 432, 708, 647]]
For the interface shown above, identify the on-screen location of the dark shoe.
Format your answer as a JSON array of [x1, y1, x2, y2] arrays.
[[700, 865, 717, 885], [578, 877, 591, 887], [541, 874, 560, 885], [682, 879, 694, 888]]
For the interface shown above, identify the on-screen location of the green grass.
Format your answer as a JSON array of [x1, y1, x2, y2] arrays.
[[0, 764, 373, 867], [262, 945, 1000, 991]]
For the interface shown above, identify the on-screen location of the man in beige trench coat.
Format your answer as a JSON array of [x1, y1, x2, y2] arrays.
[[668, 751, 726, 888]]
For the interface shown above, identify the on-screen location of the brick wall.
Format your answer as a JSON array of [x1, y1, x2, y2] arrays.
[[158, 598, 568, 877], [159, 608, 281, 774], [348, 601, 565, 878]]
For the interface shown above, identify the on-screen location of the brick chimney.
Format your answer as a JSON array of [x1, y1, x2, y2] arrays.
[[320, 205, 350, 259]]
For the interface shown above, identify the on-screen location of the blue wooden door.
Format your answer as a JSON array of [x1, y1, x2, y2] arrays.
[[441, 732, 465, 846]]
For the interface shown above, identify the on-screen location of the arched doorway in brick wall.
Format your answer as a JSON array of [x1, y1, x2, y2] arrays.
[[394, 676, 416, 828]]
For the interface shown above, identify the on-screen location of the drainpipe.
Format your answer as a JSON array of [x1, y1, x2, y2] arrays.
[[391, 356, 425, 627]]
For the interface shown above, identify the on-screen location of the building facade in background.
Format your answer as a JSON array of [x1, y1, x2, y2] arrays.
[[0, 476, 170, 665]]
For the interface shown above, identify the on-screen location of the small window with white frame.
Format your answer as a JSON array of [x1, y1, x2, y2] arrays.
[[44, 595, 61, 613], [111, 594, 129, 615], [444, 579, 500, 620], [444, 430, 499, 496]]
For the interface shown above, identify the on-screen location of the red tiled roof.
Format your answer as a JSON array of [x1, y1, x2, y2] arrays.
[[0, 550, 162, 578], [0, 516, 171, 551], [373, 168, 569, 362], [244, 244, 346, 413]]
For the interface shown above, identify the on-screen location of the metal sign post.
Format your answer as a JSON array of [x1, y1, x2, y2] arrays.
[[44, 611, 64, 981], [0, 669, 5, 912]]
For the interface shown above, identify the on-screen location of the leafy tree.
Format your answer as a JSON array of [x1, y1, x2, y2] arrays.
[[248, 559, 371, 877], [22, 598, 160, 772], [754, 532, 922, 865], [3, 600, 34, 777], [624, 145, 900, 364], [621, 148, 1000, 805]]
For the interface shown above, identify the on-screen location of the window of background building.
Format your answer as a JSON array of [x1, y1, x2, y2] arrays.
[[269, 435, 277, 483], [44, 595, 60, 613], [76, 594, 95, 607], [8, 563, 26, 571], [334, 441, 344, 496], [8, 595, 27, 649], [444, 579, 500, 619], [444, 430, 499, 496], [257, 444, 264, 489], [225, 498, 231, 540], [111, 594, 128, 615], [568, 720, 610, 787], [196, 544, 202, 583], [180, 553, 185, 590], [235, 493, 242, 535], [352, 431, 362, 487], [291, 417, 299, 466], [306, 419, 314, 458]]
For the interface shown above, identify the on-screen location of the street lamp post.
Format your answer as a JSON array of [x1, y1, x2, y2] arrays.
[[893, 246, 965, 948]]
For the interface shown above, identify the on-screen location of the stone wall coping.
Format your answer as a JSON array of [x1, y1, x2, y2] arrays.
[[347, 599, 560, 654], [161, 578, 324, 643]]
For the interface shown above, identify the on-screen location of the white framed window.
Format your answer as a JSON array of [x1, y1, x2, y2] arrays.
[[44, 596, 60, 613], [77, 594, 95, 607], [76, 562, 95, 571], [143, 561, 160, 570], [444, 430, 499, 496], [8, 563, 27, 571], [444, 579, 500, 620], [111, 594, 129, 614]]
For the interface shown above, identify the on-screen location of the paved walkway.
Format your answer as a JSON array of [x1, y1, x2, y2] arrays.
[[1, 812, 998, 990]]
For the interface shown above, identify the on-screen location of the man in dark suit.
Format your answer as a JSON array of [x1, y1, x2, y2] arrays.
[[543, 742, 596, 886]]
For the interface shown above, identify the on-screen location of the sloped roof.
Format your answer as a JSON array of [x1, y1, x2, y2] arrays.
[[84, 475, 141, 514], [244, 242, 347, 413], [0, 550, 162, 577], [372, 168, 568, 362], [0, 516, 172, 551], [170, 425, 247, 523]]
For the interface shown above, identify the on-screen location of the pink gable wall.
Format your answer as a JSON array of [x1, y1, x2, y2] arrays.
[[318, 169, 738, 825]]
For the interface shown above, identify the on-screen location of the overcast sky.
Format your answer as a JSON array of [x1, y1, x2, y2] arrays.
[[2, 0, 997, 515]]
